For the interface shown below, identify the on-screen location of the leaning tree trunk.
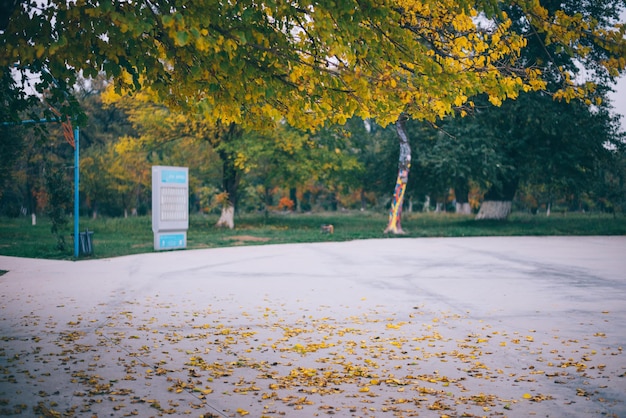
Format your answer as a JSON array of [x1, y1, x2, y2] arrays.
[[384, 116, 411, 234], [475, 177, 518, 220]]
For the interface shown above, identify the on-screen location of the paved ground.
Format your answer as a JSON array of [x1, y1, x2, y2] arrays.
[[1, 236, 625, 417]]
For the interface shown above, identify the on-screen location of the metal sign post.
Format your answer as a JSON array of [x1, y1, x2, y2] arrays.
[[152, 166, 189, 251], [73, 127, 79, 257]]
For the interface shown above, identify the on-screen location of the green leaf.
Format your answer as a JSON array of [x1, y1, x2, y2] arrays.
[[175, 31, 189, 46]]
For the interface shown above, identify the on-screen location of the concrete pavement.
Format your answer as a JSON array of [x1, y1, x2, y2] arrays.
[[1, 236, 625, 417]]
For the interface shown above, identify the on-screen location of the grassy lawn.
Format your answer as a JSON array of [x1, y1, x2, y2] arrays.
[[1, 211, 625, 260]]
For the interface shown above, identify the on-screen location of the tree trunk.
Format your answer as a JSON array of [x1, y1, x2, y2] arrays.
[[456, 202, 471, 214], [215, 156, 237, 229], [454, 179, 471, 214], [263, 184, 272, 219], [384, 116, 411, 234], [289, 188, 298, 212], [330, 191, 338, 211], [216, 204, 235, 229], [475, 177, 518, 220], [360, 189, 366, 211], [214, 123, 242, 229]]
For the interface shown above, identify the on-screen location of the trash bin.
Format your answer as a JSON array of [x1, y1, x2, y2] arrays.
[[73, 229, 94, 256]]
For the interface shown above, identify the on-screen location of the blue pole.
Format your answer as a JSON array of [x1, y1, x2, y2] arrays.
[[1, 118, 60, 126], [74, 127, 79, 258]]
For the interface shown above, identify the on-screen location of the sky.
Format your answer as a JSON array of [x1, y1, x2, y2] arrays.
[[610, 10, 626, 133], [609, 76, 626, 132]]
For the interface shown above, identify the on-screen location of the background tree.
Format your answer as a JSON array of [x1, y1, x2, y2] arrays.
[[409, 119, 502, 214], [594, 144, 626, 214], [339, 118, 398, 211], [0, 68, 41, 216], [104, 89, 243, 228], [304, 124, 363, 211], [75, 75, 136, 217], [44, 163, 72, 251], [234, 125, 321, 214], [472, 0, 626, 219], [0, 125, 23, 214], [465, 90, 623, 219]]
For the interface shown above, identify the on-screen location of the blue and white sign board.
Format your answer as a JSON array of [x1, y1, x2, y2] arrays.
[[152, 166, 189, 251]]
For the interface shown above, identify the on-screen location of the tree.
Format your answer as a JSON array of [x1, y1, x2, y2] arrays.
[[0, 67, 35, 215], [404, 118, 502, 214], [466, 89, 624, 219], [407, 87, 624, 219], [384, 117, 412, 233], [337, 118, 405, 211], [596, 142, 626, 215], [212, 122, 243, 228], [233, 124, 332, 214], [44, 163, 72, 251], [3, 0, 625, 229], [303, 123, 364, 211], [7, 0, 623, 125], [100, 90, 249, 227], [74, 75, 136, 217], [471, 0, 626, 219], [0, 126, 28, 218]]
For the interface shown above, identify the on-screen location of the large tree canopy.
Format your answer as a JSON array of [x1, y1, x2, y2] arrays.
[[2, 0, 624, 129]]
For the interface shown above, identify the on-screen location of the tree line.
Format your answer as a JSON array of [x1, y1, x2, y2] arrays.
[[1, 0, 625, 231], [1, 75, 624, 226]]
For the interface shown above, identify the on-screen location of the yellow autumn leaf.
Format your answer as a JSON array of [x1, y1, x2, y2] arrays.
[[236, 408, 249, 416]]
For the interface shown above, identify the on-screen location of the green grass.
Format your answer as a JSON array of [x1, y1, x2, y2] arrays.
[[1, 211, 625, 260]]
